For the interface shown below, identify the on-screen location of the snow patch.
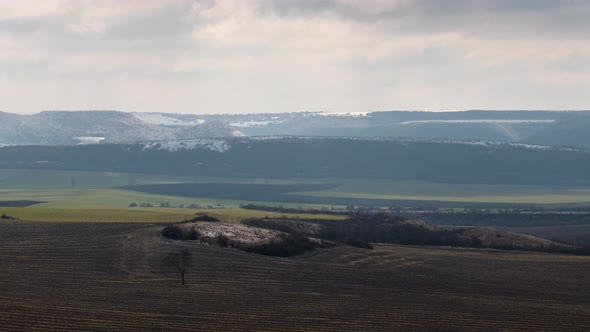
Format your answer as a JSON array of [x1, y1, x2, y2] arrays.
[[317, 112, 370, 117], [133, 113, 205, 126], [231, 130, 246, 137], [74, 136, 105, 144], [142, 139, 230, 152], [399, 119, 555, 125], [229, 120, 278, 127], [440, 139, 553, 150]]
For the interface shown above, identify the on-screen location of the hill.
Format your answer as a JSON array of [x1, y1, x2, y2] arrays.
[[0, 111, 241, 145], [137, 110, 590, 148], [2, 136, 590, 186], [5, 110, 590, 148]]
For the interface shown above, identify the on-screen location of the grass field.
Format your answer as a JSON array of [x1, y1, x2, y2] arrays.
[[0, 206, 345, 223], [3, 169, 590, 205], [0, 221, 588, 331], [0, 188, 248, 209], [0, 169, 297, 190], [294, 179, 590, 204], [2, 168, 590, 224]]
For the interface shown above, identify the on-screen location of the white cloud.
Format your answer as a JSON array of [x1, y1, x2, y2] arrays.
[[0, 0, 589, 114]]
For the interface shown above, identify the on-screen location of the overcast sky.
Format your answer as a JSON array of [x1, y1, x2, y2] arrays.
[[1, 0, 589, 114]]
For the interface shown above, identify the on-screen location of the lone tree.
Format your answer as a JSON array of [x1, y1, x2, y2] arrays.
[[164, 249, 191, 285]]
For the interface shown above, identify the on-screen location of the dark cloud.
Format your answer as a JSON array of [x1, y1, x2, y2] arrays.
[[98, 3, 196, 40], [259, 0, 590, 39]]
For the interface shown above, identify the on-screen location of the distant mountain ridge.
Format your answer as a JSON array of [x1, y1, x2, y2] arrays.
[[0, 111, 242, 145], [133, 110, 590, 148], [3, 110, 590, 148]]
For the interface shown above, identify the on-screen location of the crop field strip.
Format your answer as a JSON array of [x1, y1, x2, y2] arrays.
[[0, 206, 346, 223], [0, 221, 588, 331], [4, 168, 590, 208]]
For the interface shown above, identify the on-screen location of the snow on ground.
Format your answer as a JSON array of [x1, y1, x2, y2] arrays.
[[228, 120, 280, 127], [399, 119, 555, 125], [133, 113, 205, 126], [316, 112, 370, 117], [141, 139, 230, 152], [74, 137, 105, 144], [231, 130, 246, 137], [437, 139, 552, 150]]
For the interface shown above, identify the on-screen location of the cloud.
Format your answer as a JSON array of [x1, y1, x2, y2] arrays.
[[260, 0, 590, 39], [0, 0, 589, 114]]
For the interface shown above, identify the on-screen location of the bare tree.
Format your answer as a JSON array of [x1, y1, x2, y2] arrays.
[[164, 249, 191, 285]]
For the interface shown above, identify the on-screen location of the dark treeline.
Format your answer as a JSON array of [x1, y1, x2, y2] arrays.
[[414, 211, 590, 227], [0, 200, 44, 208], [239, 204, 349, 215], [242, 204, 590, 227], [244, 215, 456, 246], [243, 215, 590, 255]]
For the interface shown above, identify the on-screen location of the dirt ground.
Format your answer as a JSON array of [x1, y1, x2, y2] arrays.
[[0, 221, 588, 331]]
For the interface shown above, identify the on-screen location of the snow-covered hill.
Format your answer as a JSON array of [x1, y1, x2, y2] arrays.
[[127, 110, 590, 148], [0, 111, 242, 145]]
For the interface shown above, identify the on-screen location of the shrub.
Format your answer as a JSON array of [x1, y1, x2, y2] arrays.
[[162, 224, 202, 241], [216, 234, 230, 247], [344, 238, 374, 249], [192, 214, 220, 222], [187, 227, 201, 240], [239, 233, 315, 257], [161, 224, 184, 240], [1, 213, 15, 220]]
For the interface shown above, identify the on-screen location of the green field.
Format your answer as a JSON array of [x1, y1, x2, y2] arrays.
[[0, 206, 345, 223], [3, 169, 590, 204], [0, 169, 299, 190], [294, 179, 590, 204], [2, 168, 590, 223]]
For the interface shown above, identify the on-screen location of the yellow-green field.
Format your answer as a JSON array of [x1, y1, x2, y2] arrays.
[[0, 188, 245, 209], [0, 206, 346, 223], [0, 206, 194, 222], [3, 169, 590, 205]]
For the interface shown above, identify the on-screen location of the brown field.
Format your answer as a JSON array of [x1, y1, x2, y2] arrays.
[[0, 221, 589, 331]]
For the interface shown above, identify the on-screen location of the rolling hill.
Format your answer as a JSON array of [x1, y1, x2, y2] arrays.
[[0, 111, 241, 145]]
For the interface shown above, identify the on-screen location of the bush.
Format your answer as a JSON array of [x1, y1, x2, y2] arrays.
[[238, 233, 315, 257], [1, 213, 15, 220], [161, 224, 184, 240], [187, 227, 201, 240], [216, 234, 230, 247], [344, 238, 374, 249], [192, 214, 220, 222], [162, 224, 203, 241]]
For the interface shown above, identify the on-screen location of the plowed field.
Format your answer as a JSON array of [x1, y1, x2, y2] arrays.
[[0, 221, 588, 331]]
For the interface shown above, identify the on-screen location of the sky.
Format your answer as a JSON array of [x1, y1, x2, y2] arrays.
[[1, 0, 589, 114]]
